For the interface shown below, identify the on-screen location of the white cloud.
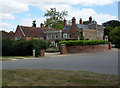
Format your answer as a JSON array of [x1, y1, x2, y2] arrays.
[[0, 0, 118, 31], [19, 18, 33, 26], [0, 14, 14, 20], [0, 23, 14, 32], [0, 0, 29, 14], [19, 17, 45, 27], [65, 8, 117, 24]]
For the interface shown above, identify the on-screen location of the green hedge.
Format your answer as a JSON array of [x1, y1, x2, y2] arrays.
[[2, 38, 49, 57], [59, 40, 108, 46]]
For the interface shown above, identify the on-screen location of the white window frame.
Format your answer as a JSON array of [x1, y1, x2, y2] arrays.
[[63, 33, 67, 39]]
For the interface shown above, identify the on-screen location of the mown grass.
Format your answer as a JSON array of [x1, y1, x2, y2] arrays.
[[2, 69, 118, 86]]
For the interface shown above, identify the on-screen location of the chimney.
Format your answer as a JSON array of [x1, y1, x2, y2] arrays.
[[64, 19, 67, 27], [89, 16, 92, 24], [40, 23, 44, 28], [71, 17, 76, 38], [72, 17, 76, 26], [79, 18, 82, 24]]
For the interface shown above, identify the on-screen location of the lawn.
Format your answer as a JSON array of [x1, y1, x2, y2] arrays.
[[2, 69, 118, 86]]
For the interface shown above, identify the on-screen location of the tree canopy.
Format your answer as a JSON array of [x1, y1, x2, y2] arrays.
[[109, 27, 120, 47], [44, 8, 68, 29], [102, 20, 120, 28]]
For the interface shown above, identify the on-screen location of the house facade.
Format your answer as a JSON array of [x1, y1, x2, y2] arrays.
[[14, 17, 104, 46], [14, 24, 55, 40], [43, 17, 104, 45]]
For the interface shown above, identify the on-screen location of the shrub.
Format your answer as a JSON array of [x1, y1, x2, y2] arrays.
[[2, 38, 16, 56], [2, 38, 48, 56], [59, 40, 108, 46]]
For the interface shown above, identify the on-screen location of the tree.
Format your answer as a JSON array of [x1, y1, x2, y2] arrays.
[[102, 20, 120, 42], [67, 20, 72, 25], [109, 27, 120, 47], [83, 21, 89, 25], [104, 26, 113, 35], [32, 20, 36, 27], [44, 8, 68, 29], [102, 20, 120, 28]]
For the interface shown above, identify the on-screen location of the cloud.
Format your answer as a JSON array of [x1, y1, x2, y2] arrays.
[[0, 0, 29, 14], [0, 0, 118, 32], [19, 18, 33, 26], [0, 23, 14, 32], [19, 17, 45, 27], [65, 8, 117, 24], [0, 14, 14, 20]]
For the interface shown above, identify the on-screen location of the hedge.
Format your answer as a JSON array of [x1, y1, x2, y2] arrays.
[[2, 38, 49, 57], [59, 40, 108, 46]]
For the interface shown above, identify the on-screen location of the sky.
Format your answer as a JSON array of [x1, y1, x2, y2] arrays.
[[0, 0, 119, 32], [118, 1, 120, 21]]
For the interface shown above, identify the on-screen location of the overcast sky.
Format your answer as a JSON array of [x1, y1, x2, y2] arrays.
[[0, 0, 119, 32]]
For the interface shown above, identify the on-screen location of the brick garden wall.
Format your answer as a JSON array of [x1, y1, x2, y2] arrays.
[[60, 44, 109, 54]]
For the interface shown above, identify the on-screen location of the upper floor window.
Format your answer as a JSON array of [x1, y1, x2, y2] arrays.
[[55, 35, 58, 39], [63, 33, 67, 39], [90, 34, 92, 39], [85, 33, 87, 39], [51, 35, 53, 39]]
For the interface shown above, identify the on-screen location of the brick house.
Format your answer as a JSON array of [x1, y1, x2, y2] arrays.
[[43, 17, 104, 46], [62, 17, 104, 40], [14, 17, 104, 46], [14, 24, 55, 40]]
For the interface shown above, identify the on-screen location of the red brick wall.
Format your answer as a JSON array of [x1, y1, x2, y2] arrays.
[[40, 49, 45, 56], [60, 44, 109, 54], [60, 44, 68, 54]]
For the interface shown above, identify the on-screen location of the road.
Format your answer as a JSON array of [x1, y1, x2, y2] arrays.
[[2, 51, 118, 75]]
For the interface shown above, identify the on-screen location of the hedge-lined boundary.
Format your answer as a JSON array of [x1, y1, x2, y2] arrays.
[[2, 38, 49, 57], [59, 40, 108, 46]]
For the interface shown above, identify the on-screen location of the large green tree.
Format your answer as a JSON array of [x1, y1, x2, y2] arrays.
[[44, 8, 68, 29], [109, 27, 120, 47], [102, 20, 120, 28], [102, 20, 120, 43]]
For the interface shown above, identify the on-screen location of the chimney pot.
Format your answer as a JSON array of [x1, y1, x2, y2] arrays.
[[40, 23, 44, 28], [72, 17, 76, 26], [79, 18, 82, 24], [64, 19, 67, 27], [89, 16, 92, 24]]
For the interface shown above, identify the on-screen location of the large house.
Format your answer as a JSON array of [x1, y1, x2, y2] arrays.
[[44, 17, 104, 45], [13, 17, 104, 46], [14, 23, 55, 40]]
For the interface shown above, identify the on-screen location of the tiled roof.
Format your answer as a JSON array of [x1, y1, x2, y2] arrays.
[[76, 24, 90, 29], [2, 31, 14, 39], [19, 26, 56, 37], [63, 24, 91, 30], [63, 26, 71, 30]]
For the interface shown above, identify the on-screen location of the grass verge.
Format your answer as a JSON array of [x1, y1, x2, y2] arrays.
[[1, 56, 31, 61], [2, 69, 118, 86]]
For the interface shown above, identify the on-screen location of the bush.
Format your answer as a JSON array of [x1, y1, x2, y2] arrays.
[[2, 39, 16, 56], [2, 38, 48, 56], [59, 40, 108, 46], [109, 27, 120, 48]]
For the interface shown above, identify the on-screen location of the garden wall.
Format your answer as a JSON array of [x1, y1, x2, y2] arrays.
[[60, 44, 110, 54]]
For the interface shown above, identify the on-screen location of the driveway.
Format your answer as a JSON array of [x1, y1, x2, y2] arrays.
[[2, 51, 118, 75]]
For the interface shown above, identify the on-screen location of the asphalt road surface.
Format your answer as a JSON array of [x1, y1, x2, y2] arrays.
[[2, 51, 118, 75]]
